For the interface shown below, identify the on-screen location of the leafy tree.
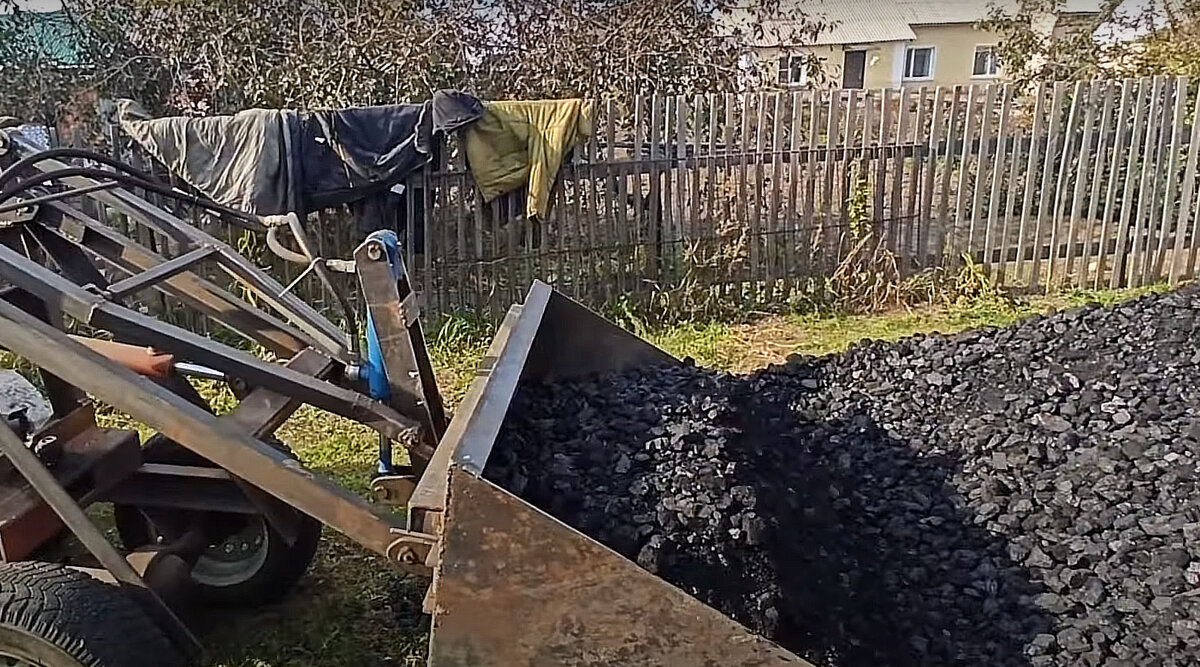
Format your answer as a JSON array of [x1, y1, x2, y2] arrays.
[[76, 0, 468, 113], [451, 0, 823, 101], [0, 0, 820, 122], [982, 0, 1200, 89], [980, 0, 1124, 90], [0, 0, 161, 126], [1117, 1, 1200, 78]]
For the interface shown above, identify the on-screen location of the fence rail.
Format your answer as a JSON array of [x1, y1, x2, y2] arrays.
[[91, 75, 1200, 322]]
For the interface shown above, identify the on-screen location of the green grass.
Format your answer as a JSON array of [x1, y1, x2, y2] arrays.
[[615, 286, 1161, 375], [13, 283, 1164, 666]]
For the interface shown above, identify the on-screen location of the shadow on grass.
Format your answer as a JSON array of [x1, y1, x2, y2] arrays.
[[194, 535, 430, 667]]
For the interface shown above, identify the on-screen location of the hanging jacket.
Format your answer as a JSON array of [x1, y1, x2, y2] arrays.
[[463, 99, 593, 220]]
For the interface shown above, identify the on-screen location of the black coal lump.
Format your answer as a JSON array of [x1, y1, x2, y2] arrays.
[[485, 285, 1200, 667]]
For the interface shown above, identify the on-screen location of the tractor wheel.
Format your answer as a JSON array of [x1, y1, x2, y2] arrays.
[[114, 507, 321, 608], [113, 437, 322, 608], [0, 561, 185, 667]]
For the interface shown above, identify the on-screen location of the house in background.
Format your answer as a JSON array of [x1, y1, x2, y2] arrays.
[[0, 2, 82, 67], [729, 0, 1102, 90]]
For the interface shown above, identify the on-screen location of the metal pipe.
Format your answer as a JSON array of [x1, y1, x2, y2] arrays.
[[0, 167, 262, 230], [0, 145, 159, 189], [284, 213, 361, 361], [0, 181, 119, 214], [172, 362, 226, 381]]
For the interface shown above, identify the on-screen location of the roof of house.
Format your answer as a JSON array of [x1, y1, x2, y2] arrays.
[[785, 3, 917, 45], [0, 9, 85, 66], [724, 0, 1104, 47]]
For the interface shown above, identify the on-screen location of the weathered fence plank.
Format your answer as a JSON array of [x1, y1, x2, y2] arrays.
[[997, 86, 1025, 282], [1152, 77, 1189, 281], [1112, 79, 1152, 289], [983, 84, 1013, 271], [1096, 79, 1134, 289], [769, 92, 785, 284], [1031, 82, 1068, 290], [1064, 80, 1100, 286], [1048, 80, 1085, 287], [803, 89, 820, 277], [920, 86, 945, 264], [1174, 89, 1200, 283], [1080, 80, 1117, 287], [1131, 77, 1166, 287], [786, 91, 802, 286], [953, 86, 979, 262]]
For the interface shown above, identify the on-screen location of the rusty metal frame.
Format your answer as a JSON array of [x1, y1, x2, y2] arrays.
[[4, 133, 352, 358], [355, 236, 447, 446], [0, 135, 442, 449], [0, 133, 442, 571], [38, 201, 317, 358], [0, 237, 425, 443], [416, 282, 809, 665], [0, 296, 426, 574], [0, 421, 203, 658]]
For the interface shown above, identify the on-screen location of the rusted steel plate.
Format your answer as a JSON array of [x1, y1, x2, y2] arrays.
[[429, 467, 810, 667], [0, 419, 141, 561], [410, 282, 674, 527], [0, 297, 421, 573]]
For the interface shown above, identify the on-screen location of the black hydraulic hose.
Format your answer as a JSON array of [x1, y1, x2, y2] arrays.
[[0, 147, 159, 190], [283, 214, 361, 360], [0, 167, 264, 231], [0, 181, 119, 214], [0, 146, 262, 227]]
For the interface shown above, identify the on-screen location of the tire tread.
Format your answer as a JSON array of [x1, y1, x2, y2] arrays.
[[0, 561, 186, 667]]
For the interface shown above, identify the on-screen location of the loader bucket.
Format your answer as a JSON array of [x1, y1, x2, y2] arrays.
[[410, 281, 811, 666]]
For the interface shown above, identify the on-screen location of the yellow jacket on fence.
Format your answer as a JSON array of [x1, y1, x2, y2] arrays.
[[464, 99, 593, 220]]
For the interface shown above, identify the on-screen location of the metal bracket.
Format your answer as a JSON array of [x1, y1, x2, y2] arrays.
[[399, 292, 421, 328], [385, 528, 436, 570], [0, 203, 36, 227], [371, 474, 417, 506]]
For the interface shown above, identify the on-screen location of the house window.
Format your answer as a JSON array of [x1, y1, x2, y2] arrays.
[[777, 54, 809, 87], [973, 45, 1001, 77], [903, 46, 935, 80]]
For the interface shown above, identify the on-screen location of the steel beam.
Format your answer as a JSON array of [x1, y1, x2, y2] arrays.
[[37, 203, 318, 358], [0, 242, 424, 443], [0, 421, 202, 657], [105, 246, 218, 300], [7, 140, 350, 356], [0, 286, 85, 416], [355, 238, 446, 446], [0, 296, 426, 573]]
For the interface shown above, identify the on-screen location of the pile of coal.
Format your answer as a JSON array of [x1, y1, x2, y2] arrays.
[[486, 286, 1200, 667]]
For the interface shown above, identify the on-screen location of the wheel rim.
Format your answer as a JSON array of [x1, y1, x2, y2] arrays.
[[190, 516, 271, 588]]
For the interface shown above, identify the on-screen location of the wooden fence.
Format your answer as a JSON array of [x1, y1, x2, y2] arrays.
[[358, 75, 1200, 318], [99, 75, 1200, 321]]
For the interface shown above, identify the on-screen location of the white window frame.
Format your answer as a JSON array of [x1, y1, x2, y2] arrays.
[[972, 44, 1001, 78], [903, 45, 936, 82], [776, 53, 810, 88]]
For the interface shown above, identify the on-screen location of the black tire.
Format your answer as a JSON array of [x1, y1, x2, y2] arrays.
[[0, 561, 186, 667], [114, 437, 322, 608], [114, 508, 321, 608]]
